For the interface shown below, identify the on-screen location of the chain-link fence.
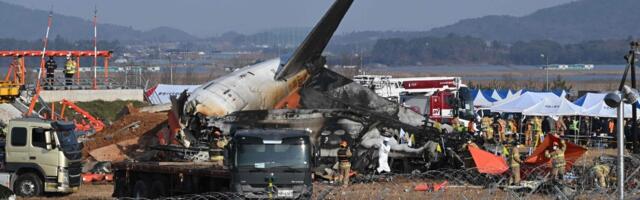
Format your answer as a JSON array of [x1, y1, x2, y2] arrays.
[[122, 149, 640, 200]]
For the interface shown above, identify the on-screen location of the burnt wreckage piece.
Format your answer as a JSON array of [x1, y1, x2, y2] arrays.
[[210, 68, 473, 173]]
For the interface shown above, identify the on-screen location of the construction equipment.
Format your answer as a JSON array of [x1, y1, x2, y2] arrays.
[[57, 99, 105, 132], [0, 56, 26, 103]]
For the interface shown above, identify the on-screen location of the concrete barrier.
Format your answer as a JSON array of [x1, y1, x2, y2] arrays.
[[40, 89, 144, 102]]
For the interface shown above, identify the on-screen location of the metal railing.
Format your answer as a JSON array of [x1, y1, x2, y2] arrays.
[[40, 77, 129, 90]]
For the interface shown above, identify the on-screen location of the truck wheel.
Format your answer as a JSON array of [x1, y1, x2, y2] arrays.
[[14, 173, 43, 197], [132, 180, 149, 198]]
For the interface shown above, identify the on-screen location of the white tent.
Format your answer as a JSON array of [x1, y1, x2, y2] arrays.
[[490, 92, 563, 113], [491, 90, 503, 101], [473, 90, 495, 108], [505, 90, 518, 100], [522, 97, 584, 116], [574, 93, 607, 109], [146, 84, 200, 105], [491, 92, 550, 113], [583, 101, 640, 118]]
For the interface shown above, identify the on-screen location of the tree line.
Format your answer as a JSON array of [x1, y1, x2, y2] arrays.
[[369, 34, 630, 66]]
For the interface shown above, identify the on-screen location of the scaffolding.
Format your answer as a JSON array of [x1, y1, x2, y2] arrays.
[[0, 50, 115, 90]]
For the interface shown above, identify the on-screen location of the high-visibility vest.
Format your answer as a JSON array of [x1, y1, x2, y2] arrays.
[[569, 120, 579, 131], [65, 60, 77, 74]]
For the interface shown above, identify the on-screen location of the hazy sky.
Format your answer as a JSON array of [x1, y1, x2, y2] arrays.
[[2, 0, 574, 37]]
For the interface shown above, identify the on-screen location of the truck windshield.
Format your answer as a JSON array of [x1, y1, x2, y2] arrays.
[[236, 143, 309, 169]]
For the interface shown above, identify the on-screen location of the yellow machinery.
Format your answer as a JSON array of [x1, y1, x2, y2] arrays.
[[0, 82, 20, 103], [0, 56, 25, 103]]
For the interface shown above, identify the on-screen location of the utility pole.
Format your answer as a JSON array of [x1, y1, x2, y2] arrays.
[[541, 53, 549, 91], [617, 100, 625, 200], [630, 42, 639, 153]]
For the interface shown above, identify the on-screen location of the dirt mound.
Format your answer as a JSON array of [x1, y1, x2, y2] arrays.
[[82, 111, 168, 159]]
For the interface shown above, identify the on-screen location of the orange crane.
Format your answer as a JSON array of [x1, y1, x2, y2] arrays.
[[53, 99, 105, 132]]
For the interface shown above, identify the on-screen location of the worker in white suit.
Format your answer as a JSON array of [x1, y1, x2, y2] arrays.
[[377, 137, 392, 173]]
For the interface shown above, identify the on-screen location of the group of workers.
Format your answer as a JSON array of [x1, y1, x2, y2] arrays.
[[335, 135, 393, 187], [44, 55, 77, 87], [508, 139, 568, 186]]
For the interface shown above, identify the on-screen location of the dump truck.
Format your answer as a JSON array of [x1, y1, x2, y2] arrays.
[[112, 128, 313, 199], [0, 118, 82, 197]]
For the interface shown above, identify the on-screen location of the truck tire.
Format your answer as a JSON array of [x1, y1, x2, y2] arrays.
[[14, 173, 43, 197], [132, 180, 149, 198]]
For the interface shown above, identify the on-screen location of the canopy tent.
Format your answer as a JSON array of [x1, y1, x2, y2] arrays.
[[472, 89, 497, 108], [522, 97, 584, 116], [145, 84, 200, 105], [573, 93, 607, 108], [491, 89, 510, 101], [490, 92, 562, 113], [583, 101, 640, 118], [504, 89, 518, 99], [551, 89, 567, 98]]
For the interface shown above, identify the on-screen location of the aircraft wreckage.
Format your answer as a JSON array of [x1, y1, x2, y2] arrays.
[[166, 0, 472, 174]]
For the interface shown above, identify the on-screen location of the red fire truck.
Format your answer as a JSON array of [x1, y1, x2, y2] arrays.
[[353, 75, 473, 122]]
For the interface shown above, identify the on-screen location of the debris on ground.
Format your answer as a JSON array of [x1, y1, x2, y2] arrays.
[[82, 110, 167, 161]]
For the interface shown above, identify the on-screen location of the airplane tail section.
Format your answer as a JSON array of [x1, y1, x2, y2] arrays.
[[274, 0, 354, 80]]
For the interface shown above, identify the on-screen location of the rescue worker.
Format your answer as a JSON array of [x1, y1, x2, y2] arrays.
[[376, 137, 391, 174], [481, 116, 492, 135], [64, 55, 77, 86], [434, 120, 442, 133], [569, 116, 579, 136], [545, 140, 567, 181], [467, 120, 477, 135], [525, 118, 533, 146], [45, 56, 57, 87], [491, 118, 502, 143], [211, 129, 227, 164], [451, 116, 460, 130], [509, 142, 523, 185], [591, 161, 610, 189], [608, 119, 615, 136], [507, 118, 518, 142], [497, 117, 507, 143], [555, 116, 567, 136], [533, 116, 543, 147], [337, 140, 352, 186]]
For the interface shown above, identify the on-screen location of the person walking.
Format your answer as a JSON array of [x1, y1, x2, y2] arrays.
[[509, 142, 523, 185], [545, 140, 567, 182], [45, 56, 57, 87], [337, 140, 352, 186], [64, 55, 77, 87], [376, 137, 391, 174]]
